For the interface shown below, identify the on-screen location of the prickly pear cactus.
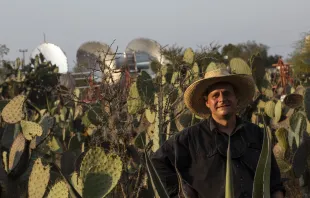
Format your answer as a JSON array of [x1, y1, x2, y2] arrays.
[[183, 48, 195, 65], [127, 82, 144, 115], [274, 100, 282, 123], [284, 93, 303, 109], [264, 100, 276, 118], [8, 133, 26, 172], [28, 158, 50, 198], [229, 58, 252, 75], [145, 108, 156, 124], [46, 180, 69, 198], [20, 120, 43, 140], [304, 88, 310, 121], [205, 62, 225, 72], [79, 147, 123, 198], [289, 111, 307, 147], [71, 172, 83, 195], [275, 128, 289, 151], [1, 95, 26, 124], [136, 71, 155, 105]]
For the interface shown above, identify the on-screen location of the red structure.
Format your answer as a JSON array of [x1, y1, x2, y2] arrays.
[[272, 57, 294, 94]]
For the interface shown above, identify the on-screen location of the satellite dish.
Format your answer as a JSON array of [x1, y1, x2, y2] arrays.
[[125, 38, 169, 65], [30, 43, 68, 74], [76, 41, 119, 83], [125, 38, 171, 78], [76, 41, 116, 70]]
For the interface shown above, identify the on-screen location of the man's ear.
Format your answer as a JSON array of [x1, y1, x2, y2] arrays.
[[205, 97, 210, 108]]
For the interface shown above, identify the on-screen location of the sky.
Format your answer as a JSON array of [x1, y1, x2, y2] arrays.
[[0, 0, 309, 71]]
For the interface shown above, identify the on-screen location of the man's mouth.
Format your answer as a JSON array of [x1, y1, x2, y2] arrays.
[[217, 104, 230, 109]]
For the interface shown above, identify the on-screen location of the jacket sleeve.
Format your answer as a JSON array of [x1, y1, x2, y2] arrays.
[[151, 132, 192, 197]]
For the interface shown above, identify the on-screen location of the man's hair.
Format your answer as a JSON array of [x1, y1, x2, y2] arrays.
[[203, 81, 237, 98]]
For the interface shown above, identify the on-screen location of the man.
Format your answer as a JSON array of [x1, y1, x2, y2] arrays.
[[151, 67, 285, 198]]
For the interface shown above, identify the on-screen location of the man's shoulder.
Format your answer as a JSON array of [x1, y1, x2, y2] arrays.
[[170, 119, 208, 142]]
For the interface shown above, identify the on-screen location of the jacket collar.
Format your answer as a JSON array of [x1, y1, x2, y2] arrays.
[[209, 115, 245, 135]]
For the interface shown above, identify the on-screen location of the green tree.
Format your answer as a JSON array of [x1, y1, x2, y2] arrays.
[[221, 41, 269, 61], [287, 31, 310, 77], [0, 44, 9, 59]]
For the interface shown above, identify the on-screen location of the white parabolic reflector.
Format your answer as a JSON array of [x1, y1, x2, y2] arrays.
[[31, 43, 68, 74], [76, 41, 118, 83], [125, 37, 169, 65]]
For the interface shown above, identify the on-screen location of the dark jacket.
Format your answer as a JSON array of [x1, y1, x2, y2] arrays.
[[151, 116, 286, 198]]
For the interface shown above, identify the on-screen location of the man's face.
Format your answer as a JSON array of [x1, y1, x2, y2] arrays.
[[205, 83, 238, 119]]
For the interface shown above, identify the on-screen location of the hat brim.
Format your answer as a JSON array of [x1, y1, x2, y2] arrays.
[[184, 74, 256, 119]]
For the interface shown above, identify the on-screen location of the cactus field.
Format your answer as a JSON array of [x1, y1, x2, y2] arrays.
[[0, 42, 310, 198]]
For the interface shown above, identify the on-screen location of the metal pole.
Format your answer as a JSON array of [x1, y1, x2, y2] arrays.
[[19, 49, 28, 66]]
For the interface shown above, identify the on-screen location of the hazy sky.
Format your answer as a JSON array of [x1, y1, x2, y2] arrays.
[[1, 0, 309, 70]]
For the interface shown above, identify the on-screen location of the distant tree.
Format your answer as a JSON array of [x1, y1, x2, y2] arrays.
[[221, 41, 269, 62], [0, 44, 9, 59], [221, 41, 282, 69], [221, 43, 242, 59], [195, 42, 224, 71], [287, 31, 310, 77], [0, 44, 10, 81], [265, 54, 282, 68]]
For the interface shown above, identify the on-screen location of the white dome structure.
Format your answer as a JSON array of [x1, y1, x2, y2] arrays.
[[76, 41, 119, 83], [125, 37, 171, 77], [31, 43, 68, 74], [126, 38, 170, 65], [76, 41, 116, 70]]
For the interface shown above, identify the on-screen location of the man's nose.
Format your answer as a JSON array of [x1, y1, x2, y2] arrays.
[[218, 92, 227, 101]]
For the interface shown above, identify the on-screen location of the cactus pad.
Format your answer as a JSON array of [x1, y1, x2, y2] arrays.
[[136, 71, 155, 105], [264, 89, 274, 98], [264, 101, 276, 118], [127, 82, 144, 114], [186, 63, 200, 83], [145, 108, 156, 123], [257, 100, 265, 110], [21, 120, 43, 140], [229, 58, 252, 75], [274, 100, 282, 123], [28, 158, 50, 198], [170, 71, 179, 85], [275, 128, 288, 151], [284, 94, 303, 109], [80, 147, 108, 179], [71, 172, 83, 196], [289, 111, 307, 147], [47, 180, 69, 198], [205, 62, 226, 72], [30, 115, 54, 149], [1, 95, 26, 124], [183, 48, 195, 65], [146, 124, 160, 152], [86, 106, 106, 126], [8, 133, 26, 172], [48, 136, 63, 153], [251, 55, 265, 85], [275, 158, 291, 174], [304, 88, 310, 121], [82, 165, 115, 198], [2, 151, 8, 172], [79, 147, 122, 198]]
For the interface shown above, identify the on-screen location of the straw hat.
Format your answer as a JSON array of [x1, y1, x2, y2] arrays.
[[184, 67, 256, 118]]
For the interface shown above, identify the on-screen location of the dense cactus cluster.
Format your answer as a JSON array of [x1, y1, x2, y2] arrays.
[[0, 45, 309, 198]]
